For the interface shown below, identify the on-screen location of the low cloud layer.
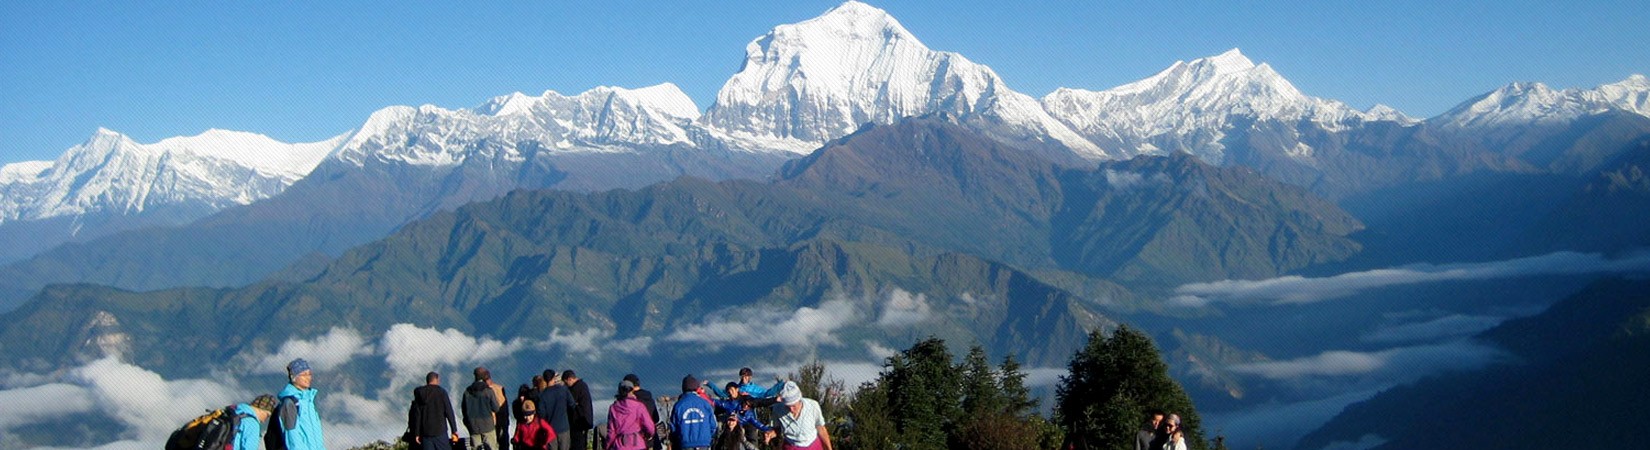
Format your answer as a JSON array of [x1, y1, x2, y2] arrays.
[[1360, 314, 1507, 344], [1172, 251, 1650, 307], [1229, 340, 1508, 381]]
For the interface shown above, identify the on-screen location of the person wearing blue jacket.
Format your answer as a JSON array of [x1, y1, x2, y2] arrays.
[[670, 375, 716, 450], [267, 358, 326, 450], [233, 394, 277, 450]]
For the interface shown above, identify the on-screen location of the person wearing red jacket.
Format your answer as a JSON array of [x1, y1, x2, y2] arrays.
[[513, 400, 557, 450]]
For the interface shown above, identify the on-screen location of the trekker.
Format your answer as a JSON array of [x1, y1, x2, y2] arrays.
[[764, 382, 832, 450], [605, 380, 655, 450], [513, 384, 535, 423], [537, 369, 574, 450], [708, 368, 786, 400], [564, 370, 594, 450], [463, 367, 503, 450], [232, 394, 278, 450], [267, 358, 325, 450], [513, 400, 556, 450], [1136, 410, 1164, 450], [410, 371, 460, 450], [670, 375, 715, 450]]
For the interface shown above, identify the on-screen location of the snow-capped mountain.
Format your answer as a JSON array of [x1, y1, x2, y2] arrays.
[[1042, 49, 1414, 161], [0, 128, 344, 224], [698, 1, 1104, 158], [333, 83, 701, 168], [1433, 75, 1650, 129]]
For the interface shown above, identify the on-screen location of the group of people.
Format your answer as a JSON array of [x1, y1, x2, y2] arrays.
[[1134, 410, 1189, 450], [407, 365, 833, 450], [198, 358, 832, 450]]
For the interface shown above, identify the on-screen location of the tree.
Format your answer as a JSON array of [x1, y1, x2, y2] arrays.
[[886, 337, 963, 450], [999, 354, 1038, 417], [960, 344, 1006, 417], [1056, 325, 1206, 450], [842, 379, 897, 450]]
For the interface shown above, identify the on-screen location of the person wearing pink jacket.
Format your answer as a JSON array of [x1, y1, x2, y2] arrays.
[[604, 380, 655, 450]]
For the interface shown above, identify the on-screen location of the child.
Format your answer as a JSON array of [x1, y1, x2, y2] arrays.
[[512, 400, 556, 450]]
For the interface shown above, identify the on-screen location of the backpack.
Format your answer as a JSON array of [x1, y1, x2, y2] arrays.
[[164, 406, 245, 450]]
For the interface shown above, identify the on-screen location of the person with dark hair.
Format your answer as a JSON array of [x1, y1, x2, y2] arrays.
[[537, 370, 574, 450], [1137, 410, 1164, 450], [670, 375, 715, 450], [463, 367, 502, 450], [620, 375, 661, 450], [267, 358, 325, 450], [410, 371, 460, 450], [606, 380, 655, 450], [707, 367, 786, 401], [512, 400, 556, 450], [563, 370, 594, 450]]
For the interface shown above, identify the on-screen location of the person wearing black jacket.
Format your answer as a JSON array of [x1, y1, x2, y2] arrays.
[[409, 372, 459, 450], [537, 370, 573, 450], [562, 370, 594, 450]]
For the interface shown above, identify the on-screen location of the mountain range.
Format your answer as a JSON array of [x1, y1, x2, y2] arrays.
[[5, 2, 1646, 277], [0, 3, 1648, 449]]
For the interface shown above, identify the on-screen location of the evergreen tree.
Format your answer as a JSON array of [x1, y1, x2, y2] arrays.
[[960, 344, 1006, 417], [1056, 325, 1206, 450], [887, 337, 963, 450], [999, 354, 1038, 417], [843, 379, 897, 450]]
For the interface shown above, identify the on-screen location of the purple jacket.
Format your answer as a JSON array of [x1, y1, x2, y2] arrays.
[[605, 398, 655, 450]]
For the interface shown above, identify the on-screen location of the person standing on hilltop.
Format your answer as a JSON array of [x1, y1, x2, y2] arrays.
[[563, 370, 594, 450], [462, 367, 502, 450], [537, 370, 574, 450], [606, 380, 656, 450], [232, 394, 278, 450], [670, 375, 716, 450], [764, 382, 832, 450], [266, 358, 325, 450], [410, 371, 460, 450]]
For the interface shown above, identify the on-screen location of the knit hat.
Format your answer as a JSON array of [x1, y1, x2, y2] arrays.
[[1167, 414, 1182, 426], [286, 359, 311, 377], [681, 375, 700, 393], [250, 394, 277, 412], [779, 381, 801, 406], [618, 379, 636, 397]]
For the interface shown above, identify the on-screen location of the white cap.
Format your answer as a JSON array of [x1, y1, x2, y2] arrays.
[[780, 381, 802, 406]]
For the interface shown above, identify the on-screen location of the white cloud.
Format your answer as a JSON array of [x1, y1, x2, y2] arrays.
[[380, 324, 528, 390], [1360, 314, 1507, 344], [1021, 367, 1069, 388], [1201, 389, 1384, 450], [1172, 251, 1650, 307], [1229, 340, 1507, 381], [0, 383, 94, 429], [254, 326, 372, 374], [665, 298, 860, 349], [876, 289, 934, 328]]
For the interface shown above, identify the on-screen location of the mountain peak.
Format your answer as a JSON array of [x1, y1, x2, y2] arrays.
[[1201, 48, 1257, 76]]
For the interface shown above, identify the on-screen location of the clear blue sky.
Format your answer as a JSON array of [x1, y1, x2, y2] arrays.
[[2, 0, 1646, 164]]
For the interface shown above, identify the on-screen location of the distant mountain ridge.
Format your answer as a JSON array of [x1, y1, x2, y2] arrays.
[[1, 0, 1648, 310]]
